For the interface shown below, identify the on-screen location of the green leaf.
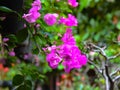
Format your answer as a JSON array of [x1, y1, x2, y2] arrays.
[[16, 29, 28, 43], [58, 64, 64, 70], [39, 74, 45, 79], [0, 6, 14, 13], [12, 74, 24, 86], [16, 85, 31, 90], [32, 47, 39, 54], [7, 34, 18, 43], [116, 21, 120, 30], [79, 0, 92, 11], [82, 32, 89, 41], [90, 65, 95, 69], [24, 80, 32, 88]]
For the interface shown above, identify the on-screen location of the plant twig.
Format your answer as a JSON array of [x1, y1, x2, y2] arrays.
[[88, 60, 102, 74], [113, 75, 120, 82], [110, 68, 120, 77], [86, 43, 115, 90], [88, 43, 108, 59], [108, 53, 120, 60]]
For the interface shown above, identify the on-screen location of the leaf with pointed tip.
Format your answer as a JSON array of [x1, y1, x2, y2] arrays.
[[12, 74, 24, 86], [0, 6, 14, 13]]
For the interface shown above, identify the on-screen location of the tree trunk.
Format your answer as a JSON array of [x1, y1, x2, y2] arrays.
[[104, 66, 114, 90]]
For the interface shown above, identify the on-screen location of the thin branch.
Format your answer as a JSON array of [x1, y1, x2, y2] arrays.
[[105, 66, 113, 83], [110, 68, 120, 77], [113, 75, 120, 82], [27, 24, 42, 54], [108, 53, 120, 60], [88, 43, 120, 61], [87, 43, 115, 90], [88, 43, 107, 59], [88, 60, 102, 74]]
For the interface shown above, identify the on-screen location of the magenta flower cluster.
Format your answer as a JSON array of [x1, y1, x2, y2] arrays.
[[44, 13, 78, 27], [22, 0, 87, 73], [22, 0, 78, 26], [68, 0, 78, 7], [22, 0, 41, 23], [59, 14, 78, 26], [44, 13, 58, 26], [43, 0, 78, 26], [45, 28, 87, 73]]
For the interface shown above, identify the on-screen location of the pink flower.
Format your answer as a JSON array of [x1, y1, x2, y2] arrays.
[[35, 24, 40, 28], [56, 0, 60, 2], [32, 0, 41, 10], [9, 51, 15, 56], [44, 13, 58, 26], [46, 50, 62, 69], [29, 7, 39, 12], [68, 0, 78, 7], [22, 0, 41, 23], [44, 28, 87, 72], [23, 11, 40, 23], [24, 54, 29, 59], [61, 28, 76, 45], [59, 17, 66, 24], [3, 38, 9, 42], [59, 14, 78, 26], [117, 35, 120, 42], [59, 44, 87, 73], [78, 54, 87, 65]]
